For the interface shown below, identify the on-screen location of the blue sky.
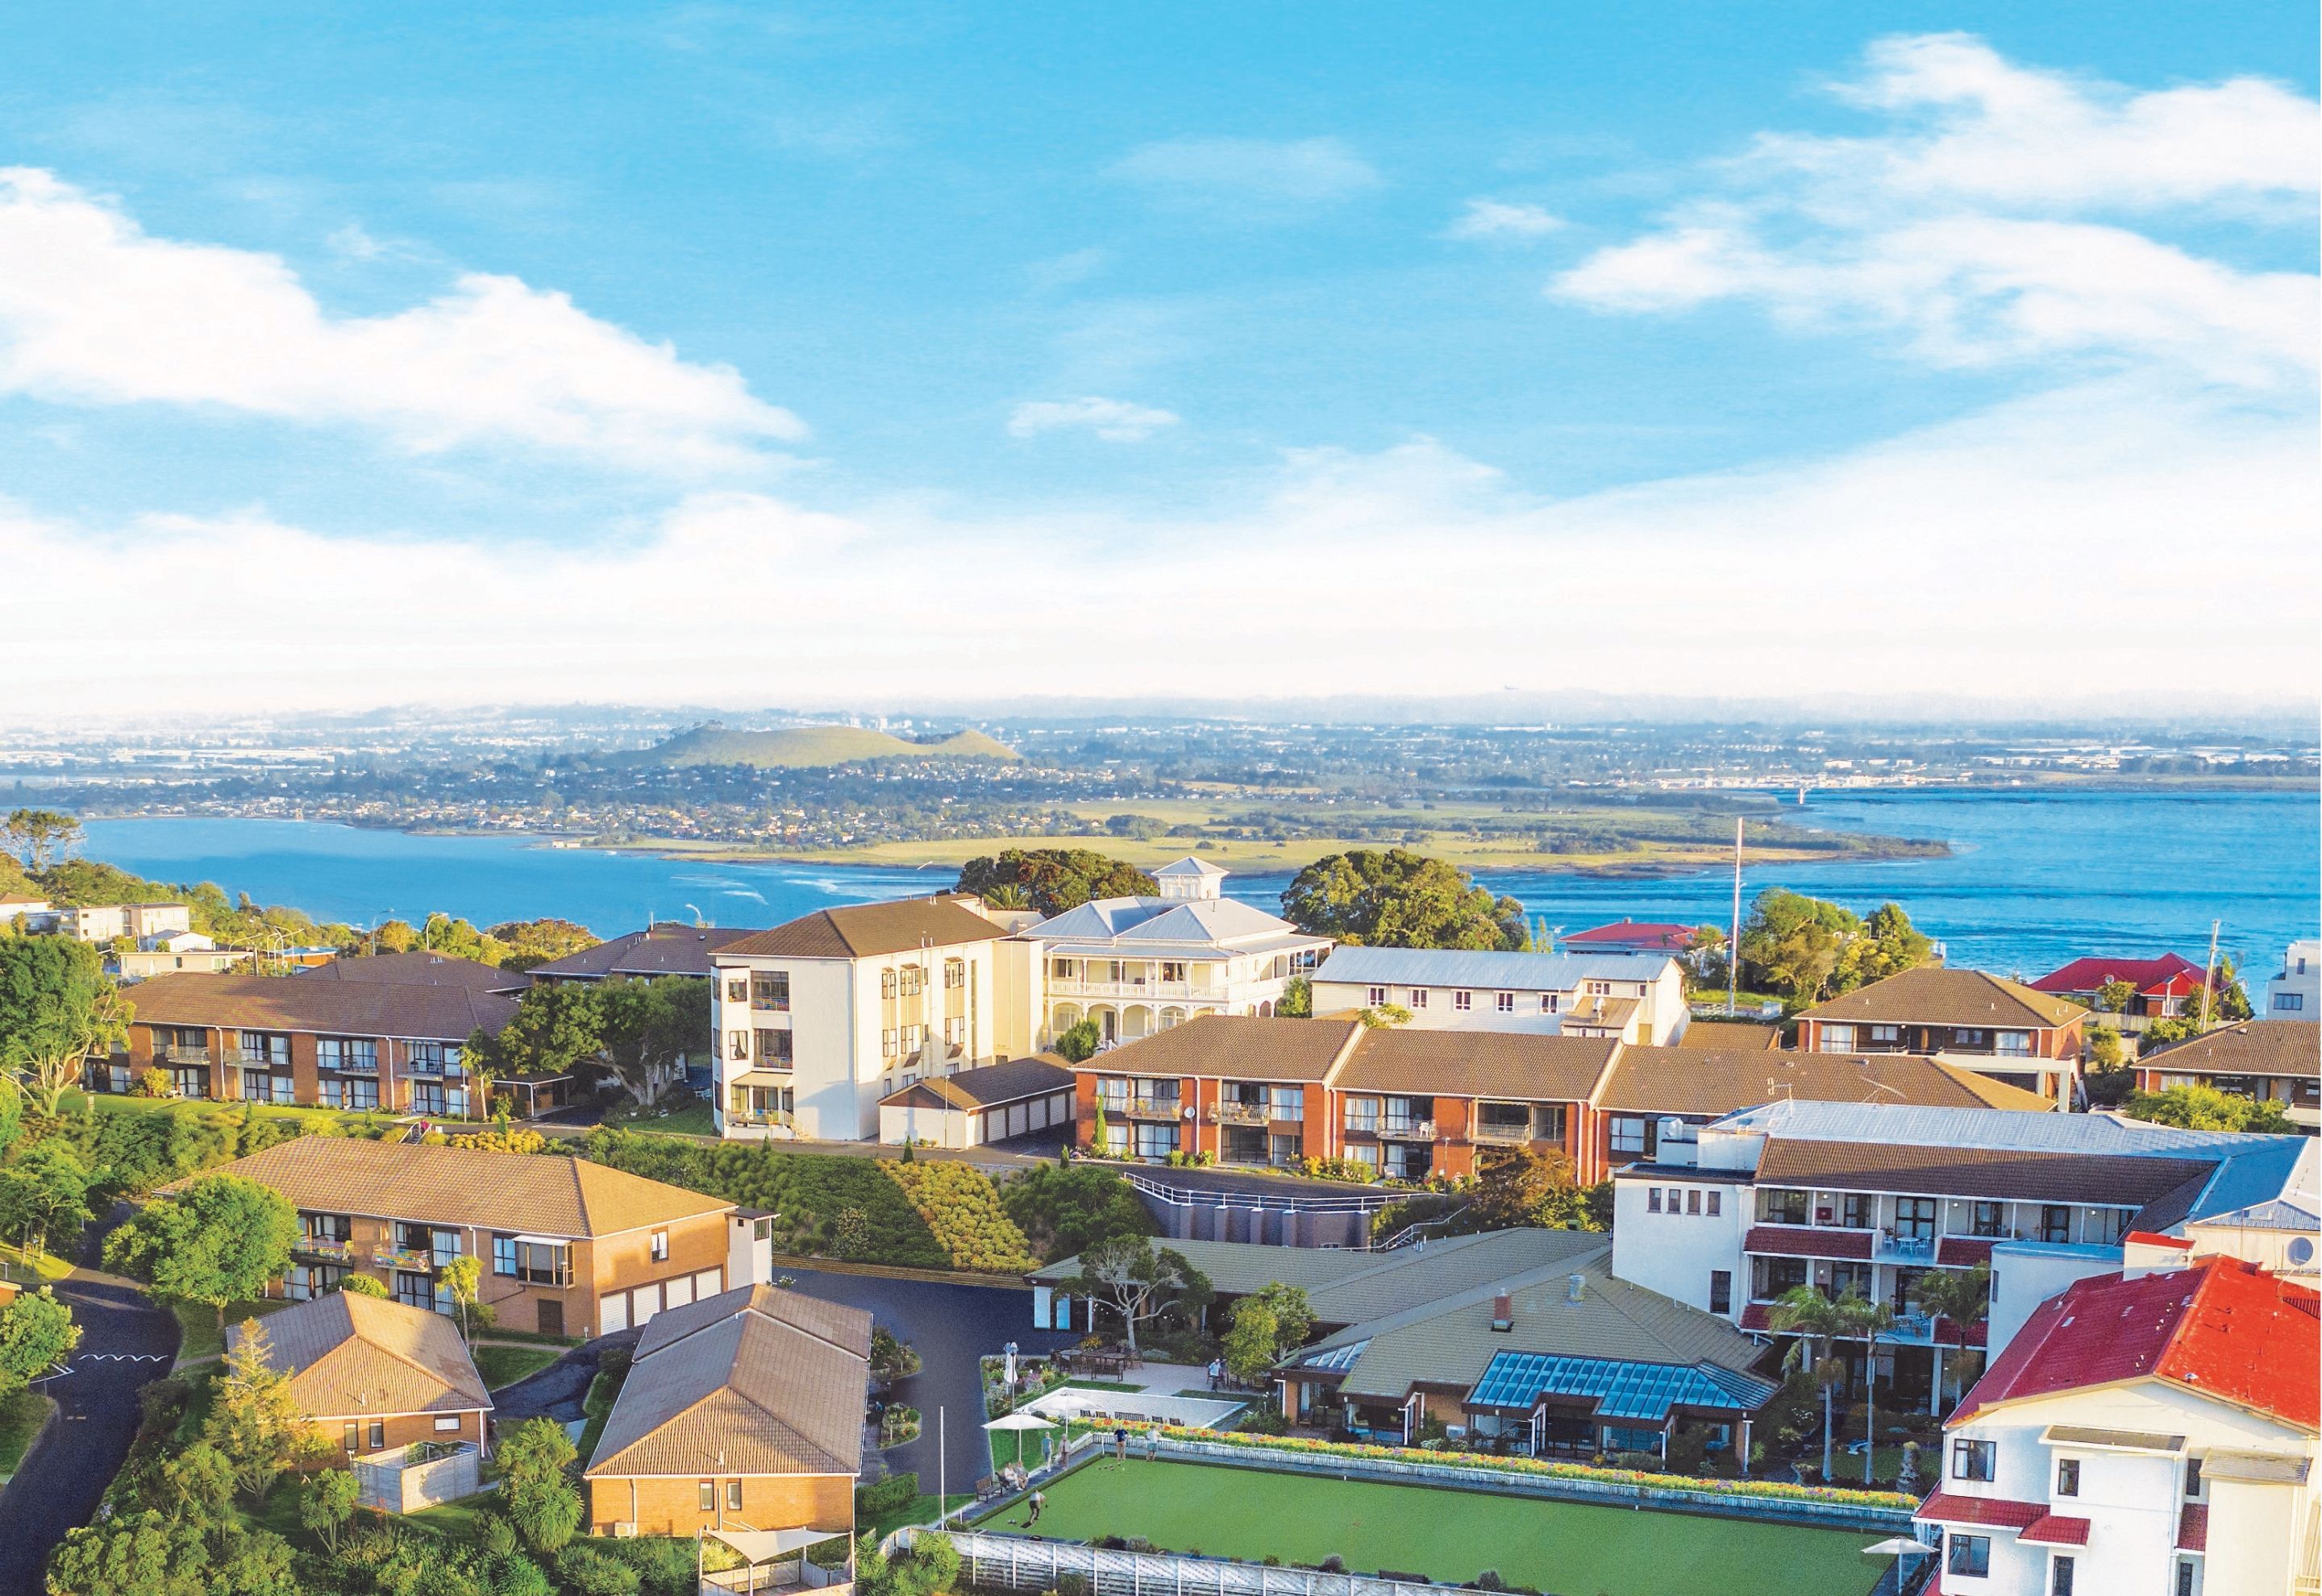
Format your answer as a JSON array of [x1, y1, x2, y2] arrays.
[[2, 4, 2315, 713]]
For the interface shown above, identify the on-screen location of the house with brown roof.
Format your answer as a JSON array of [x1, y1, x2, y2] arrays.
[[104, 971, 519, 1116], [2136, 1020, 2320, 1132], [583, 1283, 870, 1543], [876, 1054, 1076, 1149], [526, 924, 764, 985], [173, 1138, 743, 1339], [1795, 966, 2088, 1103], [301, 950, 529, 996], [708, 896, 1032, 1141], [230, 1290, 493, 1473]]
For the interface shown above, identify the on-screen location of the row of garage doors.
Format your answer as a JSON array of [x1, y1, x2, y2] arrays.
[[599, 1267, 726, 1336], [974, 1089, 1073, 1145]]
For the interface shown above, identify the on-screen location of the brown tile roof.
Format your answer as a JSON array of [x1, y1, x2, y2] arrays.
[[1754, 1137, 2217, 1207], [526, 924, 765, 981], [877, 1055, 1076, 1112], [718, 897, 1003, 961], [1069, 1015, 1367, 1083], [169, 1137, 731, 1238], [125, 972, 518, 1042], [585, 1285, 871, 1480], [1336, 1029, 1619, 1101], [1798, 966, 2087, 1030], [230, 1291, 489, 1419], [1673, 1021, 1782, 1051], [301, 952, 526, 995], [2141, 1020, 2320, 1078], [1596, 1049, 2054, 1117]]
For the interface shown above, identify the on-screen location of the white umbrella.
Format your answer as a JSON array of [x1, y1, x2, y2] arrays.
[[1862, 1538, 1933, 1558], [986, 1411, 1058, 1469]]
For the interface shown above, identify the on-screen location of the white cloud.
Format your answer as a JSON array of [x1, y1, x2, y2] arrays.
[[1111, 137, 1379, 208], [1007, 396, 1180, 443], [4, 380, 2310, 712], [1552, 36, 2320, 390], [0, 168, 805, 472], [1445, 198, 1564, 240]]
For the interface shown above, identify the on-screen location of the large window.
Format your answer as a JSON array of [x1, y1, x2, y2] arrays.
[[1754, 1257, 1808, 1299], [242, 1070, 294, 1105], [1608, 1116, 1650, 1158], [1267, 1085, 1305, 1120], [1946, 1536, 1990, 1578], [1759, 1188, 1810, 1226], [753, 971, 790, 1009], [1971, 1201, 2008, 1238], [285, 1263, 348, 1300], [1342, 1096, 1380, 1134], [1817, 1024, 1857, 1054], [1995, 1029, 2034, 1058], [327, 1077, 379, 1112], [2041, 1205, 2073, 1243], [492, 1234, 572, 1286], [234, 1031, 289, 1067], [1895, 1197, 1938, 1241], [1708, 1270, 1732, 1315], [410, 1081, 447, 1116], [1133, 1123, 1178, 1162], [316, 1037, 378, 1072], [1951, 1438, 1995, 1482], [754, 1029, 793, 1066], [2056, 1457, 2080, 1497]]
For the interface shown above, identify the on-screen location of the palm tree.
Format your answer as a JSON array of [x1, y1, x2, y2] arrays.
[[1767, 1285, 1859, 1482], [1854, 1296, 1897, 1486], [980, 883, 1031, 910], [1910, 1264, 1992, 1416]]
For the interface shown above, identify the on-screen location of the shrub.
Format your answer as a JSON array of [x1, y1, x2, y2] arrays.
[[1000, 1162, 1156, 1261], [556, 1543, 643, 1596], [881, 1160, 1039, 1273], [450, 1127, 548, 1153], [857, 1471, 921, 1519]]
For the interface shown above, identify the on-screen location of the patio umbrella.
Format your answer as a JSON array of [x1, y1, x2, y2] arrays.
[[986, 1411, 1058, 1469], [1862, 1538, 1933, 1559]]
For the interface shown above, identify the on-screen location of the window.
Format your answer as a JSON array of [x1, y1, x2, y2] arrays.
[[1756, 1257, 1808, 1298], [651, 1231, 669, 1262], [1408, 988, 1429, 1008], [881, 1028, 898, 1058], [1496, 992, 1515, 1012], [726, 1481, 743, 1511], [493, 1235, 517, 1276], [2177, 1560, 2197, 1596], [755, 1029, 793, 1066], [2056, 1457, 2080, 1497], [726, 977, 748, 1003], [1995, 1029, 2034, 1058], [343, 1422, 359, 1453], [1608, 1116, 1649, 1158], [1540, 993, 1558, 1013], [1133, 1122, 1178, 1161], [317, 1037, 377, 1071], [1648, 1188, 1663, 1213], [1946, 1536, 1990, 1578], [368, 1421, 385, 1450], [880, 969, 897, 999], [900, 965, 926, 996], [1705, 1191, 1721, 1217], [493, 1235, 570, 1286], [1367, 987, 1387, 1005], [1159, 961, 1185, 983], [1837, 1193, 1870, 1228], [329, 1077, 379, 1112], [1972, 1201, 2007, 1238], [698, 1482, 715, 1512], [1818, 1024, 1857, 1054], [1686, 1189, 1701, 1216], [1831, 1261, 1872, 1298], [1870, 1024, 1900, 1043], [1761, 1188, 1809, 1226], [1096, 1076, 1130, 1107], [1952, 1439, 1995, 1482], [946, 958, 966, 989], [1267, 1085, 1305, 1120], [235, 1030, 290, 1066], [2275, 991, 2306, 1011], [1955, 1028, 1989, 1047], [2052, 1555, 2075, 1595], [1586, 981, 1611, 996], [2041, 1205, 2073, 1244], [729, 1032, 749, 1062], [752, 971, 790, 1009], [1708, 1270, 1732, 1315], [1896, 1197, 1938, 1241], [1343, 1096, 1379, 1133], [1454, 991, 1472, 1011], [2087, 1207, 2129, 1246], [435, 1415, 461, 1433], [2184, 1457, 2203, 1498]]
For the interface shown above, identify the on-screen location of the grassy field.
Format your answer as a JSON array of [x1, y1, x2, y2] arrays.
[[472, 1344, 562, 1390], [175, 1297, 291, 1361], [863, 1490, 973, 1540], [598, 1097, 718, 1137], [1013, 1460, 1886, 1596], [0, 1390, 53, 1482]]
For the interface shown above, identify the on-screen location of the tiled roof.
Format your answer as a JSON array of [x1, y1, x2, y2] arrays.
[[1561, 921, 1700, 952], [585, 1285, 871, 1480], [231, 1291, 489, 1419], [1754, 1137, 2217, 1207], [718, 898, 1002, 960], [169, 1137, 731, 1237], [1937, 1237, 1995, 1267], [1313, 946, 1675, 991], [1070, 1015, 1365, 1083], [877, 1054, 1075, 1112], [1743, 1225, 1873, 1261], [300, 952, 526, 995], [1951, 1257, 2320, 1429], [2030, 954, 2208, 998], [1914, 1490, 2049, 1530], [529, 924, 765, 980], [1029, 895, 1316, 956], [125, 972, 518, 1042], [1596, 1049, 2052, 1117], [1671, 1021, 1781, 1052], [1336, 1029, 1618, 1100], [1798, 967, 2086, 1030], [2140, 1020, 2320, 1078]]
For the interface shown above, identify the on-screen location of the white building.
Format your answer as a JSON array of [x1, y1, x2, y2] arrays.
[[707, 896, 1036, 1141], [0, 895, 48, 927], [1020, 857, 1330, 1049], [45, 901, 191, 943], [114, 930, 253, 981], [2265, 940, 2320, 1019], [1917, 1256, 2317, 1596], [1607, 1099, 2312, 1415], [1308, 946, 1689, 1045]]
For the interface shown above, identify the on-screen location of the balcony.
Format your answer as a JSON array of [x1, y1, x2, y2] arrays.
[[1117, 1097, 1183, 1122], [1210, 1101, 1269, 1126], [294, 1239, 355, 1263], [1048, 977, 1208, 1002], [1875, 1232, 1939, 1265], [1470, 1120, 1534, 1145], [154, 1044, 210, 1066], [370, 1245, 439, 1271], [318, 1059, 381, 1075], [1376, 1119, 1437, 1142], [220, 1049, 287, 1070]]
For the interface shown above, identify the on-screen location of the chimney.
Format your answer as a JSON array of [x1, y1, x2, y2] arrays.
[[1567, 1272, 1586, 1304], [1490, 1292, 1513, 1332]]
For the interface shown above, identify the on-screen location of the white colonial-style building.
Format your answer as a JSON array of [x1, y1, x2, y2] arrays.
[[1019, 857, 1330, 1049], [1307, 945, 1690, 1045]]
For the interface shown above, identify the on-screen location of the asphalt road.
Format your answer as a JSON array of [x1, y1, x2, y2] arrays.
[[0, 1263, 180, 1596], [772, 1266, 1079, 1496]]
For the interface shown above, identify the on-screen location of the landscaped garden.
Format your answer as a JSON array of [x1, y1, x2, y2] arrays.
[[472, 1343, 562, 1390], [1012, 1459, 1890, 1596]]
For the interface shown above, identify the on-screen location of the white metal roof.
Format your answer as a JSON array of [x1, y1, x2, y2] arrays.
[[1314, 945, 1677, 991]]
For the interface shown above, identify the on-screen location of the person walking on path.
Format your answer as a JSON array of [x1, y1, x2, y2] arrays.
[[1207, 1357, 1222, 1390]]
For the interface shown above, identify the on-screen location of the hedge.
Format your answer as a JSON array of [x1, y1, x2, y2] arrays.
[[882, 1161, 1039, 1273]]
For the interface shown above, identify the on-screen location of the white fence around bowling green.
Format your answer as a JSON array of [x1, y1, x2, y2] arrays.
[[904, 1528, 1469, 1596]]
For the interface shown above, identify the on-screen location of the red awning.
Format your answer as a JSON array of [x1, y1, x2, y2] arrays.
[[2019, 1512, 2091, 1546], [1744, 1224, 1874, 1260], [1915, 1490, 2048, 1531]]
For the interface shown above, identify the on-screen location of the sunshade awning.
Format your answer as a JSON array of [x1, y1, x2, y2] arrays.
[[731, 1070, 793, 1087], [705, 1527, 847, 1563]]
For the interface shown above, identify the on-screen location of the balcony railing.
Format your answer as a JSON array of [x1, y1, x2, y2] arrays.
[[1875, 1232, 1938, 1264], [155, 1044, 210, 1065], [370, 1245, 439, 1271], [220, 1049, 289, 1070], [1210, 1101, 1268, 1126], [1048, 978, 1209, 1002], [1470, 1121, 1534, 1144], [295, 1239, 355, 1262], [727, 1111, 794, 1130], [318, 1058, 381, 1074], [1377, 1119, 1437, 1142], [1117, 1097, 1183, 1122]]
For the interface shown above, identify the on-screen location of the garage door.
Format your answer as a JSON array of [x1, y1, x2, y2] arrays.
[[1030, 1097, 1051, 1130], [601, 1293, 629, 1336], [632, 1281, 662, 1326], [693, 1268, 723, 1300], [664, 1274, 694, 1311], [1008, 1103, 1029, 1137]]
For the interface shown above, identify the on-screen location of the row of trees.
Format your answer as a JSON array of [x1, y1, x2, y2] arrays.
[[1732, 889, 1933, 1007], [468, 975, 710, 1106]]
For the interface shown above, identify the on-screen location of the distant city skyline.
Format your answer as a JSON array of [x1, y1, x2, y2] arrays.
[[2, 6, 2315, 712]]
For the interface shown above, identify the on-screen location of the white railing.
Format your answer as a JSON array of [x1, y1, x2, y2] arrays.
[[920, 1529, 1465, 1596]]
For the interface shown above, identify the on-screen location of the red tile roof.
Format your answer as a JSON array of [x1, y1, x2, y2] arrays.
[[2176, 1502, 2208, 1552], [1951, 1257, 2320, 1429], [2017, 1512, 2091, 1546], [1739, 1303, 1771, 1332], [2031, 954, 2208, 998], [1562, 921, 1698, 951], [1915, 1490, 2048, 1530], [1743, 1224, 1875, 1261], [1936, 1237, 1995, 1267]]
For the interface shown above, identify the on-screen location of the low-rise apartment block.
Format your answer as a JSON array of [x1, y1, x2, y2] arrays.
[[104, 970, 518, 1114], [1308, 946, 1689, 1045], [1796, 967, 2089, 1103], [526, 922, 765, 986], [1916, 1257, 2317, 1596], [2137, 1020, 2321, 1133], [2265, 939, 2319, 1018], [231, 1289, 493, 1469], [177, 1138, 745, 1339], [113, 930, 254, 981]]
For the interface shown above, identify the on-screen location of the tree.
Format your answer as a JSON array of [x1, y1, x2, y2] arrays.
[[440, 1253, 484, 1337], [1838, 904, 1933, 991], [0, 1140, 94, 1260], [1737, 889, 1857, 1006], [1469, 1147, 1580, 1230], [0, 935, 130, 1112], [2124, 1083, 2293, 1133], [1221, 1296, 1279, 1386], [487, 918, 601, 973], [1277, 975, 1313, 1018], [2, 809, 82, 873], [1068, 1236, 1203, 1359], [1280, 850, 1525, 950], [1356, 1003, 1413, 1029], [103, 1174, 300, 1330], [1766, 1286, 1875, 1482], [1246, 1282, 1314, 1354], [299, 1469, 361, 1554], [2092, 978, 2137, 1013], [0, 1286, 79, 1394], [2085, 1023, 2125, 1070], [999, 1163, 1156, 1261], [1053, 1017, 1102, 1064], [335, 1274, 389, 1298], [596, 977, 710, 1106], [476, 982, 605, 1083], [977, 883, 1030, 911], [1909, 1263, 1990, 1332], [203, 1323, 314, 1500], [955, 850, 1158, 917], [497, 1416, 584, 1554]]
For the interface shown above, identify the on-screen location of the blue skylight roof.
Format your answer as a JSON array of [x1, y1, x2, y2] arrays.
[[1467, 1352, 1778, 1421]]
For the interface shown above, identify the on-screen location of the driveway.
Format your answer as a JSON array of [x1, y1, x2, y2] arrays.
[[772, 1266, 1078, 1496], [0, 1263, 180, 1596], [490, 1328, 640, 1429]]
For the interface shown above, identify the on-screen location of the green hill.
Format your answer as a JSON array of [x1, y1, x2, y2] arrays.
[[612, 723, 1019, 770]]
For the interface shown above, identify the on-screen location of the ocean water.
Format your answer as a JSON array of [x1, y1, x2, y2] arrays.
[[78, 786, 2319, 979]]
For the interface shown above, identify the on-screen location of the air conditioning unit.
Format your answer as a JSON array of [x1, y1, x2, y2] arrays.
[[611, 1523, 638, 1539]]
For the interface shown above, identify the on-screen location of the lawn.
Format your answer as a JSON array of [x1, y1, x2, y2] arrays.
[[175, 1298, 291, 1361], [600, 1097, 718, 1137], [0, 1390, 53, 1482], [576, 1366, 625, 1465], [472, 1344, 562, 1390], [1015, 1460, 1887, 1596], [863, 1491, 972, 1540], [0, 1242, 74, 1285]]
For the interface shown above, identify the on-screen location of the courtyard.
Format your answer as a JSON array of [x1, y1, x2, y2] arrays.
[[1001, 1459, 1888, 1596]]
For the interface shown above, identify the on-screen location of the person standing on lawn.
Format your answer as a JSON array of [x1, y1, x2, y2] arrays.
[[1023, 1490, 1046, 1528], [1113, 1425, 1129, 1465]]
